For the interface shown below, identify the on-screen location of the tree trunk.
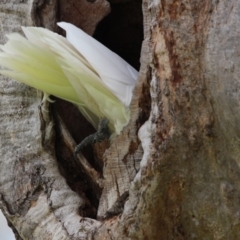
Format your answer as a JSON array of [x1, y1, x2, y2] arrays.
[[1, 0, 240, 239]]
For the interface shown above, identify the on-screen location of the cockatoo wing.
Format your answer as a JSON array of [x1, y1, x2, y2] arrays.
[[0, 23, 137, 134], [57, 22, 138, 106]]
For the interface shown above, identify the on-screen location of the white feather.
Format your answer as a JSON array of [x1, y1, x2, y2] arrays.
[[57, 22, 138, 106], [0, 22, 138, 135]]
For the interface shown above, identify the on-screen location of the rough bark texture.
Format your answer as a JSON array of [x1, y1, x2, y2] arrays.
[[1, 0, 240, 239], [0, 0, 108, 239]]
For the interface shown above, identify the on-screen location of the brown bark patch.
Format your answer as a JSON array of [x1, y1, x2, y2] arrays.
[[164, 30, 182, 87]]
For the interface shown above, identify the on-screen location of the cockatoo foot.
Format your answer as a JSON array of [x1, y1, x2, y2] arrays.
[[75, 118, 110, 155]]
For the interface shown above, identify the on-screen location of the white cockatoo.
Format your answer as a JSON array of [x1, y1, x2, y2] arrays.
[[0, 22, 138, 135]]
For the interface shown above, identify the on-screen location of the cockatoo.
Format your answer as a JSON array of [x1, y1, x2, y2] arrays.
[[0, 22, 138, 136]]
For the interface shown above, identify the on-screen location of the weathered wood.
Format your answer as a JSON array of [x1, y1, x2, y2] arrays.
[[0, 0, 109, 239], [1, 0, 240, 239], [120, 0, 240, 239]]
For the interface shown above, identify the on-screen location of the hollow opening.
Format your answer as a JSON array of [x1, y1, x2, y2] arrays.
[[55, 0, 143, 219]]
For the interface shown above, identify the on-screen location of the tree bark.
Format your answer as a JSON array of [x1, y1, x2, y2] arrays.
[[1, 0, 240, 239]]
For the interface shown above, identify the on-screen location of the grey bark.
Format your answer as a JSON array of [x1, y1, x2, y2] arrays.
[[1, 0, 240, 239]]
